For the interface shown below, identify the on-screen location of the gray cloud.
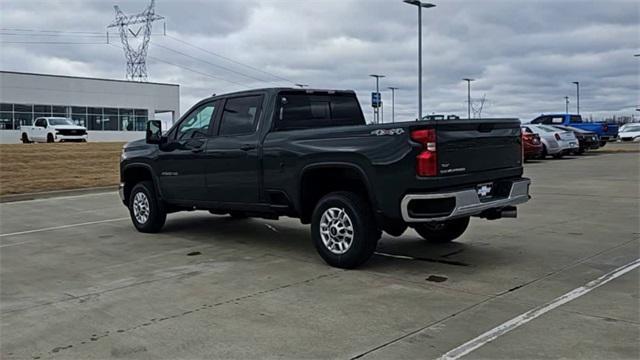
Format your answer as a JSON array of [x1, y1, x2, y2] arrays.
[[1, 0, 638, 123]]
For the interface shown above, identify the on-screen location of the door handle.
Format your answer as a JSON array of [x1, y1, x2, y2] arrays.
[[240, 144, 256, 151]]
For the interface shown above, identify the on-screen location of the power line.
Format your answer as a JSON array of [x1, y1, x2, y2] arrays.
[[109, 43, 247, 87], [1, 41, 105, 44], [152, 42, 280, 85], [165, 33, 295, 84], [0, 27, 104, 35], [0, 32, 107, 38]]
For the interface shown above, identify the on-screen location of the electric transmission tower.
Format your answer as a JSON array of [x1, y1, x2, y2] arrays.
[[107, 0, 164, 81], [471, 94, 487, 119]]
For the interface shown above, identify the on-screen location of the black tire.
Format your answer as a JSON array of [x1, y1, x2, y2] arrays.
[[46, 133, 54, 143], [413, 217, 470, 243], [553, 152, 563, 159], [21, 133, 30, 143], [311, 191, 381, 269], [599, 141, 607, 148], [128, 181, 166, 233], [540, 145, 547, 159]]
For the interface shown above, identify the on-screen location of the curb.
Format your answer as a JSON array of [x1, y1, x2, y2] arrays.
[[0, 186, 118, 203]]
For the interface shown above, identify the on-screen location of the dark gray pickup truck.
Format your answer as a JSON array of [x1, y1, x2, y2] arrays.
[[120, 88, 530, 268]]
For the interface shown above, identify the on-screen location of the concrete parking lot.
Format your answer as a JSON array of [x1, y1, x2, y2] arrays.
[[1, 152, 638, 359]]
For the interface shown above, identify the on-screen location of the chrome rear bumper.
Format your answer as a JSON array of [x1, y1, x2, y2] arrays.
[[400, 178, 531, 222]]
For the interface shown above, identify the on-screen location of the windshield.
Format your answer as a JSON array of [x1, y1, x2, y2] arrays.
[[536, 125, 558, 132], [48, 118, 74, 126], [623, 124, 640, 132]]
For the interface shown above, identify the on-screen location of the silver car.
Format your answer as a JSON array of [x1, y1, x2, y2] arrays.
[[522, 124, 578, 159]]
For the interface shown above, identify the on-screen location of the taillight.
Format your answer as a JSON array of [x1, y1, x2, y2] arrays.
[[603, 123, 609, 132], [554, 133, 561, 141], [411, 129, 437, 176]]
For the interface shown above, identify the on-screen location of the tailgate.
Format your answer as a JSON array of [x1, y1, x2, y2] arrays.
[[436, 119, 522, 175]]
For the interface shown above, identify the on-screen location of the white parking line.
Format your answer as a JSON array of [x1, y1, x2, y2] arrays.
[[437, 258, 640, 360], [0, 217, 129, 239]]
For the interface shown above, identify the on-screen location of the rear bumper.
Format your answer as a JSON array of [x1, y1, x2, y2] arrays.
[[400, 178, 531, 223]]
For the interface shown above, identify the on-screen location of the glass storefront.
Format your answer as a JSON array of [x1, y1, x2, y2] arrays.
[[0, 103, 149, 130]]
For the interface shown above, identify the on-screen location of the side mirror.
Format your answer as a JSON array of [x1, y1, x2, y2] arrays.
[[146, 120, 162, 144]]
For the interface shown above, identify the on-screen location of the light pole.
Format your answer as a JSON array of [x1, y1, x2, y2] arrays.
[[388, 87, 398, 123], [572, 81, 580, 114], [565, 96, 570, 114], [463, 78, 474, 119], [369, 74, 385, 124], [403, 0, 436, 121]]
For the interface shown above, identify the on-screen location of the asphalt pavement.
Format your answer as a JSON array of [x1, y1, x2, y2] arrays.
[[1, 151, 638, 359]]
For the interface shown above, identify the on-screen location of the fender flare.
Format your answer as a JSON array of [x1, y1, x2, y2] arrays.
[[298, 161, 377, 210], [122, 162, 164, 200]]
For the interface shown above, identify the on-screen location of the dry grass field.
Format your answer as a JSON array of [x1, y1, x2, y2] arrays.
[[0, 142, 124, 196]]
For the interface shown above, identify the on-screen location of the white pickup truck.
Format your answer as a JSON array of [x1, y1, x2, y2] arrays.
[[20, 117, 88, 143]]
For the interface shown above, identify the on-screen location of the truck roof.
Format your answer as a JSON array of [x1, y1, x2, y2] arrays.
[[203, 87, 357, 102]]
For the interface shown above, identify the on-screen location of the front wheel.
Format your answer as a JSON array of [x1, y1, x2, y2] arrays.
[[412, 217, 470, 243], [599, 141, 607, 148], [46, 133, 54, 143], [128, 181, 166, 233], [311, 192, 381, 269]]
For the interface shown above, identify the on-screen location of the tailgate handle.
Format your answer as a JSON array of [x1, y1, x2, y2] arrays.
[[477, 124, 495, 133]]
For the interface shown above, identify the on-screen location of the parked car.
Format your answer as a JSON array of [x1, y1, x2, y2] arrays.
[[521, 128, 543, 160], [422, 114, 460, 120], [617, 123, 640, 142], [552, 125, 599, 154], [119, 88, 531, 269], [530, 114, 618, 147], [20, 117, 88, 143], [522, 124, 578, 159]]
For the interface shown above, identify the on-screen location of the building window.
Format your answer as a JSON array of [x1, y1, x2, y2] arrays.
[[0, 103, 154, 131], [103, 108, 119, 131], [71, 106, 87, 127], [119, 109, 135, 131], [134, 109, 148, 131], [0, 112, 12, 129]]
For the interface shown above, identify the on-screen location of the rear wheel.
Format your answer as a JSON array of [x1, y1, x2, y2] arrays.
[[128, 181, 166, 233], [21, 133, 30, 143], [540, 145, 548, 159], [311, 191, 381, 269], [599, 141, 607, 148], [413, 217, 470, 243]]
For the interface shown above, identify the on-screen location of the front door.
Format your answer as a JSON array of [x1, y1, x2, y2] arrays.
[[205, 94, 264, 204], [158, 101, 218, 202]]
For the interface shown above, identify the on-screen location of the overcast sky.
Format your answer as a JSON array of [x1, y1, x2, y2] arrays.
[[1, 0, 638, 123]]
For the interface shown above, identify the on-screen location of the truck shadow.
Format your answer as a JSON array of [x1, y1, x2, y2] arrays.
[[158, 214, 508, 272]]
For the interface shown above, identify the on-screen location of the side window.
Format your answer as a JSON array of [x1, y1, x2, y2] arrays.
[[330, 95, 364, 124], [531, 116, 543, 124], [35, 118, 45, 127], [570, 115, 582, 123], [276, 93, 363, 130], [279, 94, 331, 129], [551, 116, 564, 124], [175, 103, 216, 140], [219, 95, 263, 136]]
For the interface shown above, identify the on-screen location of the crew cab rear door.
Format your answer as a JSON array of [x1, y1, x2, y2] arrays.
[[204, 94, 264, 204]]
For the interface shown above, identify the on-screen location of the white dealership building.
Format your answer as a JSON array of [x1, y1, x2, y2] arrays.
[[0, 71, 180, 143]]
